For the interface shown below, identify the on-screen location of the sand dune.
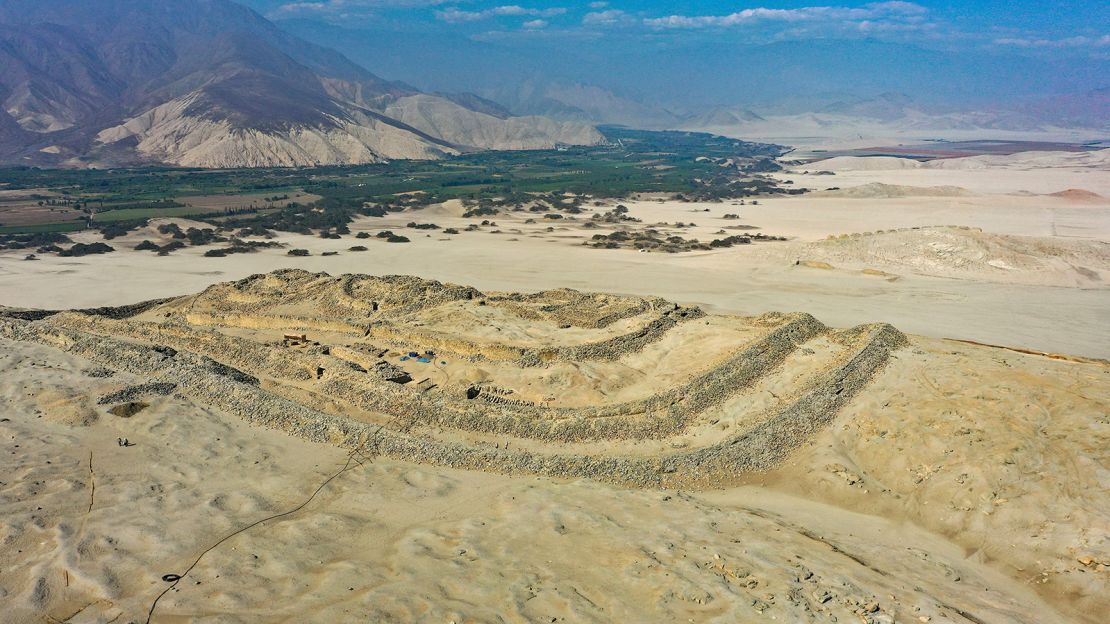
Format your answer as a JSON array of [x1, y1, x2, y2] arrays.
[[809, 182, 973, 198], [925, 148, 1110, 171], [795, 226, 1110, 286], [805, 155, 926, 171], [805, 148, 1110, 174], [418, 198, 469, 218], [1049, 188, 1107, 202]]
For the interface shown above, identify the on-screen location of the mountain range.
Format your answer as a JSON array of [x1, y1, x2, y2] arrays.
[[0, 0, 602, 168]]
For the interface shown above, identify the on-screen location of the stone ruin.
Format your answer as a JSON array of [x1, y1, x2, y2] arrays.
[[0, 269, 907, 488]]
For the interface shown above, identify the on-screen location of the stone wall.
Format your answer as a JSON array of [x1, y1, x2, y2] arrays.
[[0, 313, 905, 489]]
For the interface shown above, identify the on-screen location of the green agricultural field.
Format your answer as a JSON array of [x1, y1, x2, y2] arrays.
[[0, 221, 88, 235], [89, 206, 225, 223], [0, 128, 793, 236]]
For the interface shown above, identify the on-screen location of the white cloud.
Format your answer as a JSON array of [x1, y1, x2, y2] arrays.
[[994, 34, 1110, 48], [274, 0, 458, 15], [522, 19, 548, 29], [582, 9, 626, 26], [436, 5, 567, 23], [493, 5, 565, 17], [435, 8, 481, 22], [643, 2, 927, 30], [588, 1, 608, 7], [274, 0, 340, 14]]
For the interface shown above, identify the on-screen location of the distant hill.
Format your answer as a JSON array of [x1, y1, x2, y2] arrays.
[[685, 107, 765, 128], [1019, 88, 1110, 130], [818, 93, 919, 122], [680, 90, 1109, 144], [0, 0, 601, 168], [487, 80, 684, 129]]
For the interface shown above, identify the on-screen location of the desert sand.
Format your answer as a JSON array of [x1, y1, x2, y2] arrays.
[[1, 148, 1107, 623], [1, 269, 1107, 623]]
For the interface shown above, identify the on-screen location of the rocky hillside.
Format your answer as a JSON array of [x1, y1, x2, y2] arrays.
[[0, 0, 602, 168]]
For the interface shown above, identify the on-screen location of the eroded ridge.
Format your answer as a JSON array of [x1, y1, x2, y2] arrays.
[[0, 270, 907, 487]]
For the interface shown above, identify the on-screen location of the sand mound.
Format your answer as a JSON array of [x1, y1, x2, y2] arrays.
[[799, 155, 923, 172], [107, 401, 149, 417], [145, 217, 214, 231], [1048, 188, 1107, 202], [34, 388, 99, 426], [925, 148, 1110, 171], [799, 260, 833, 270], [419, 198, 469, 218], [803, 149, 1110, 174], [811, 182, 972, 198], [804, 227, 1110, 286]]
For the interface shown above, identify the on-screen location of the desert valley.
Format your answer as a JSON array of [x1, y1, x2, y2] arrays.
[[0, 1, 1107, 623]]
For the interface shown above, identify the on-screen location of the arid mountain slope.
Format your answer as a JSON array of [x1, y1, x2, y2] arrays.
[[0, 0, 601, 167]]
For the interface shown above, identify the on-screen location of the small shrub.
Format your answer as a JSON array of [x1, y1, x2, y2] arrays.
[[463, 206, 498, 218], [59, 242, 114, 257]]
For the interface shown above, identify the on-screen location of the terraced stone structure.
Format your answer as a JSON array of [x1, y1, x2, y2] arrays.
[[0, 269, 907, 488]]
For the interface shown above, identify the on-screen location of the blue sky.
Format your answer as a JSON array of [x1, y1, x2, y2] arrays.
[[242, 0, 1108, 54], [237, 1, 1108, 110]]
